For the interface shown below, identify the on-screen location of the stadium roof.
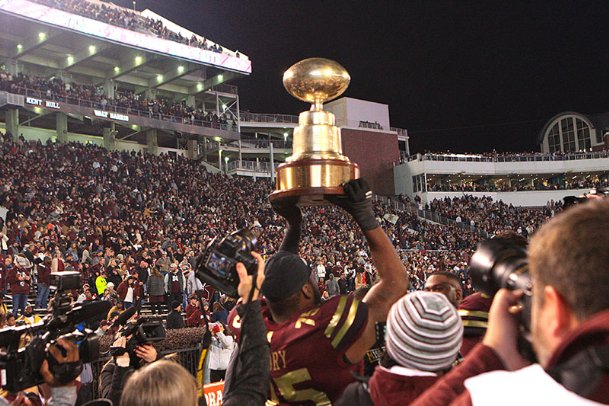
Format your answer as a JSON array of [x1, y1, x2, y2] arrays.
[[0, 0, 250, 94]]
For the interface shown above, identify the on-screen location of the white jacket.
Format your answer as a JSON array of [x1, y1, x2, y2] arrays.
[[207, 332, 235, 371], [465, 364, 603, 405]]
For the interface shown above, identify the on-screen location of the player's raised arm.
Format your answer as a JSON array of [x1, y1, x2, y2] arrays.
[[326, 178, 409, 363]]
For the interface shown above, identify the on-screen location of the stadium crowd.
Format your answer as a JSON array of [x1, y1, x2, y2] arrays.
[[30, 0, 228, 55], [0, 70, 236, 130], [427, 177, 605, 192], [428, 195, 561, 236], [3, 132, 596, 405]]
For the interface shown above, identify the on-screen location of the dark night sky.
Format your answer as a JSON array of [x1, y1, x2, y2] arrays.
[[113, 0, 609, 153]]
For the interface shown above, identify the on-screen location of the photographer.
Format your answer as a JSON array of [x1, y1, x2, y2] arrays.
[[117, 252, 269, 406], [413, 199, 609, 405], [2, 338, 82, 406], [99, 328, 159, 405]]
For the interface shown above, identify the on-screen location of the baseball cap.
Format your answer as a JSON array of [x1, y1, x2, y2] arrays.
[[261, 251, 311, 302]]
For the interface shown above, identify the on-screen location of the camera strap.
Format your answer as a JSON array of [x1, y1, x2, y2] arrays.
[[547, 345, 609, 397]]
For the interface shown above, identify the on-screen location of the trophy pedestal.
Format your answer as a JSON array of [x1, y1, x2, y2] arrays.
[[270, 158, 360, 205]]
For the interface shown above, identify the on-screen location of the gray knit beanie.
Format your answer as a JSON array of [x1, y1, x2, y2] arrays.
[[386, 291, 463, 372]]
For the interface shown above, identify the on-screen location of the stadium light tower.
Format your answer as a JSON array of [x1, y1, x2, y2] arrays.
[[224, 156, 229, 173], [132, 1, 136, 11]]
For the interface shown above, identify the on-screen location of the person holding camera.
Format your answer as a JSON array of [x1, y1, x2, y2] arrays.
[[228, 179, 408, 404], [208, 322, 235, 382], [413, 199, 609, 405], [99, 327, 159, 405], [6, 261, 31, 316]]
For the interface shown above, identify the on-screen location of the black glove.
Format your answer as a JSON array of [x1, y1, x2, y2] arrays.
[[325, 179, 379, 231], [270, 196, 302, 227]]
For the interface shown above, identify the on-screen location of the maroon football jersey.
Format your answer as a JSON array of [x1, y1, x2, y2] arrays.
[[229, 295, 368, 405]]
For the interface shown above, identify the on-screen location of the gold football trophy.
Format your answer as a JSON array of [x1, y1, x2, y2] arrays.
[[270, 58, 360, 204]]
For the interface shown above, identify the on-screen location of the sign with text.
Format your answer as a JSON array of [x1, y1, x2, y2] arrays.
[[25, 97, 60, 110], [203, 381, 224, 406], [94, 110, 129, 122]]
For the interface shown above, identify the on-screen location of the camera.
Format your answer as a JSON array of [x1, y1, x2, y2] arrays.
[[195, 228, 258, 298], [468, 239, 536, 360], [564, 187, 609, 208], [0, 272, 110, 392], [110, 312, 165, 368]]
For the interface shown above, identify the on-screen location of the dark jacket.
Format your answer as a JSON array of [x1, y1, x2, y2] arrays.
[[147, 274, 165, 296], [223, 300, 270, 406], [413, 309, 609, 405], [166, 310, 185, 329]]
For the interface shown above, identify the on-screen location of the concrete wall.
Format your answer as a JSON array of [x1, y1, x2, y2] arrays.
[[326, 97, 390, 130], [0, 123, 186, 155]]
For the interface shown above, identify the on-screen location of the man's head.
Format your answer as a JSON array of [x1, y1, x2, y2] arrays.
[[529, 199, 609, 366], [24, 304, 33, 317], [424, 272, 463, 307], [261, 252, 320, 320], [385, 291, 463, 372]]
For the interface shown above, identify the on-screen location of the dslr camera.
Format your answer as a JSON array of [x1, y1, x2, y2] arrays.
[[0, 272, 109, 392], [468, 239, 535, 360], [195, 228, 258, 298], [110, 311, 165, 368]]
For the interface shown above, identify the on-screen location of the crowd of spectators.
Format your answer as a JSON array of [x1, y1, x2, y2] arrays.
[[0, 70, 236, 130], [428, 195, 561, 236], [0, 132, 563, 312], [0, 132, 569, 403], [427, 176, 606, 192], [30, 0, 230, 55]]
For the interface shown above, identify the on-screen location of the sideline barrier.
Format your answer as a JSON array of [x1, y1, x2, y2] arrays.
[[204, 381, 225, 406]]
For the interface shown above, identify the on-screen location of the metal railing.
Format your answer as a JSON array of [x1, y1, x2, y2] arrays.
[[11, 86, 238, 132], [407, 151, 609, 163], [227, 159, 272, 173], [239, 112, 299, 124], [210, 84, 239, 95]]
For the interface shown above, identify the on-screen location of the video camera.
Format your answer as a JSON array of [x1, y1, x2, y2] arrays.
[[468, 239, 536, 360], [109, 306, 165, 368], [0, 272, 110, 392], [564, 187, 609, 208], [195, 228, 258, 298]]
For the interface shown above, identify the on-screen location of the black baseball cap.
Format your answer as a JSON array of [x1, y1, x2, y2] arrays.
[[261, 251, 311, 302]]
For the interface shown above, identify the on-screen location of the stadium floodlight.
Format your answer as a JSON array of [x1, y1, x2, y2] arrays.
[[135, 56, 143, 64], [196, 83, 203, 91], [17, 44, 23, 51], [177, 65, 185, 73], [157, 74, 163, 82], [38, 32, 46, 41], [218, 74, 224, 81], [114, 66, 120, 73], [284, 132, 288, 141], [224, 156, 229, 163], [67, 55, 74, 64], [88, 45, 96, 54]]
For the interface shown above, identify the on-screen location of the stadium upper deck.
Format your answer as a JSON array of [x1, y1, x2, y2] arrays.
[[0, 0, 249, 153]]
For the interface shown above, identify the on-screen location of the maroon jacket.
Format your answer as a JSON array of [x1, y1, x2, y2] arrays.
[[37, 263, 51, 285], [186, 304, 205, 328], [338, 366, 439, 406], [116, 280, 143, 302], [6, 267, 31, 295], [412, 309, 609, 405]]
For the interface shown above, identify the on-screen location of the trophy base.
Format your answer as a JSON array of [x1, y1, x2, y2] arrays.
[[270, 158, 359, 206]]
